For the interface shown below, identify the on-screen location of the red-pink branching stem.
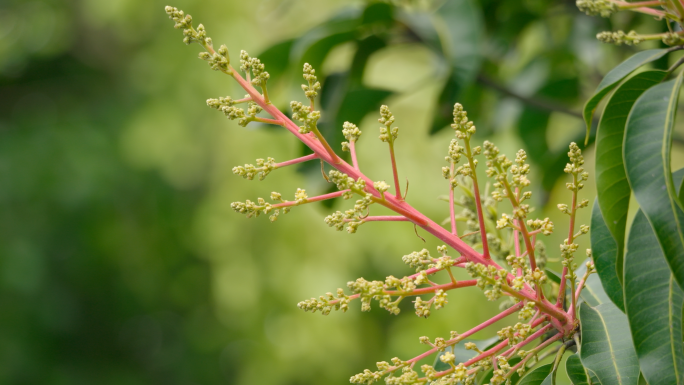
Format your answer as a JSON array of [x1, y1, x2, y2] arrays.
[[273, 190, 349, 208], [362, 216, 410, 222], [449, 163, 457, 235], [233, 96, 252, 103], [501, 323, 554, 358], [439, 318, 549, 379], [275, 153, 318, 168], [225, 65, 568, 324], [405, 258, 467, 280], [350, 140, 360, 170], [465, 140, 489, 259], [611, 0, 666, 15], [388, 143, 402, 200], [384, 302, 525, 372], [559, 174, 578, 309], [254, 117, 283, 126], [506, 333, 563, 378], [326, 278, 478, 306]]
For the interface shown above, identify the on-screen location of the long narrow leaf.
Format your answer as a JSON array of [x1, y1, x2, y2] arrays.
[[566, 353, 590, 385], [624, 210, 684, 385], [624, 72, 684, 290], [591, 199, 624, 311], [579, 302, 640, 385], [583, 49, 669, 143], [518, 363, 553, 385], [594, 70, 666, 285]]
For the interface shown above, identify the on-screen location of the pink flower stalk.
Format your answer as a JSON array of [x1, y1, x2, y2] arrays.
[[164, 6, 596, 383]]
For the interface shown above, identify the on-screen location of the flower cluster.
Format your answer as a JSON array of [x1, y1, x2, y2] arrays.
[[576, 0, 618, 17], [232, 157, 276, 181], [378, 105, 399, 143], [581, 0, 684, 46], [302, 63, 321, 101], [165, 8, 596, 385], [341, 122, 362, 151]]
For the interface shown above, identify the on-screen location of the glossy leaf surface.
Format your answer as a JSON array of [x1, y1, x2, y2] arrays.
[[590, 199, 623, 311], [624, 73, 684, 290], [624, 210, 684, 385], [594, 70, 666, 285], [518, 363, 553, 385], [579, 302, 639, 385], [583, 49, 669, 142], [566, 353, 590, 385]]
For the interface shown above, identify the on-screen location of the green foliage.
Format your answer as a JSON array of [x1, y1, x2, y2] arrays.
[[624, 74, 684, 291], [582, 49, 670, 140], [590, 200, 623, 309], [579, 302, 639, 385], [624, 210, 684, 385], [565, 354, 590, 385], [578, 4, 684, 384], [518, 363, 553, 385]]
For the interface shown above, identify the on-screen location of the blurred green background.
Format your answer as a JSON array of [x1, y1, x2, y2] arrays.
[[1, 0, 683, 384]]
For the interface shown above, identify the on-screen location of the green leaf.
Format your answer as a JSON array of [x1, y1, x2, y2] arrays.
[[429, 0, 484, 133], [576, 262, 611, 307], [624, 72, 684, 291], [518, 363, 553, 385], [546, 269, 562, 285], [678, 169, 684, 207], [590, 199, 624, 311], [624, 210, 684, 385], [540, 366, 558, 385], [583, 49, 670, 143], [579, 302, 640, 385], [566, 353, 590, 385], [433, 337, 499, 371], [594, 70, 667, 285]]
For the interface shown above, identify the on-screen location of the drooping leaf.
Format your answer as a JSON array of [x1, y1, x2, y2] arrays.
[[594, 70, 667, 285], [429, 0, 484, 133], [566, 353, 590, 385], [624, 72, 684, 291], [590, 199, 624, 311], [433, 337, 500, 371], [583, 48, 670, 143], [518, 363, 554, 385], [579, 302, 640, 385], [624, 209, 684, 385], [576, 262, 611, 307]]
